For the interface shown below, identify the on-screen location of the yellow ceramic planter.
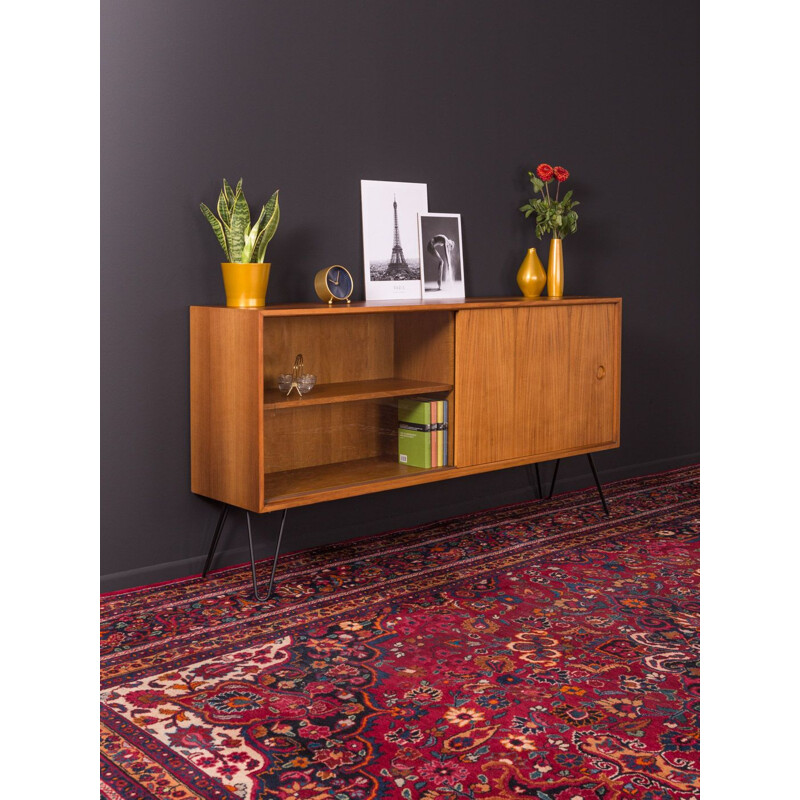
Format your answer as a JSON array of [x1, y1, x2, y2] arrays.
[[547, 239, 564, 298], [221, 262, 271, 308], [516, 247, 546, 298]]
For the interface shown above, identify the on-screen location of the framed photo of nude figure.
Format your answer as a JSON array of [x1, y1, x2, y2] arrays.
[[417, 213, 465, 300]]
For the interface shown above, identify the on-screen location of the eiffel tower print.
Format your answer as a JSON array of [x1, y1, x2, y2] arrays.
[[384, 195, 415, 280]]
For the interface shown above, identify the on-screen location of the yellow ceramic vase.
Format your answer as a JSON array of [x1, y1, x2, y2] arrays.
[[221, 262, 271, 308], [547, 239, 564, 298], [516, 247, 547, 298]]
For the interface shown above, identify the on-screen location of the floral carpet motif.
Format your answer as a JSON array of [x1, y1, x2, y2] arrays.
[[101, 465, 699, 799]]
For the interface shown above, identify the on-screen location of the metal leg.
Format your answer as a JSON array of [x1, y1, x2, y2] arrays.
[[202, 503, 229, 578], [247, 508, 288, 601], [586, 453, 610, 515], [525, 463, 544, 499], [548, 459, 561, 499]]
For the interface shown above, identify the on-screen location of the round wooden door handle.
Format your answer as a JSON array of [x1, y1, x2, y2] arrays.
[[596, 365, 606, 379]]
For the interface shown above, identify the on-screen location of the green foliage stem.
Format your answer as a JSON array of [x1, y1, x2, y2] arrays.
[[519, 171, 579, 240]]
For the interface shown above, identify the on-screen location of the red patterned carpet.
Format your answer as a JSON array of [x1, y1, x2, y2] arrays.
[[101, 465, 699, 800]]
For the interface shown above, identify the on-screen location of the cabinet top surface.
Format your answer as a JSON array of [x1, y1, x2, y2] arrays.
[[190, 296, 621, 317]]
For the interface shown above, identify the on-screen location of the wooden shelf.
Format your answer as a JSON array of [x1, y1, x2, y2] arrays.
[[263, 457, 456, 509], [263, 377, 452, 410]]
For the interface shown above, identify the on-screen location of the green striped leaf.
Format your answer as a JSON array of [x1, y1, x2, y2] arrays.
[[240, 225, 258, 263], [242, 202, 269, 263], [223, 179, 236, 209], [254, 190, 280, 262], [217, 188, 231, 226], [227, 187, 251, 262], [250, 199, 270, 235], [200, 203, 229, 258]]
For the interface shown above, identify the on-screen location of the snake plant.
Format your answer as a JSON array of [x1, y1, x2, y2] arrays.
[[200, 179, 280, 263]]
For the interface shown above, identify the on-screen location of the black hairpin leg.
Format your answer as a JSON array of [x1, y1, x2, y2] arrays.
[[202, 503, 229, 578], [586, 452, 610, 516], [526, 463, 544, 499], [247, 508, 288, 601], [547, 459, 561, 499], [547, 454, 610, 515]]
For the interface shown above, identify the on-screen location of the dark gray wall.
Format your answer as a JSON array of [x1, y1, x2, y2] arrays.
[[101, 1, 698, 591]]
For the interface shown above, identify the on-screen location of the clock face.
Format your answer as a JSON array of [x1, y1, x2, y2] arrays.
[[327, 266, 353, 299]]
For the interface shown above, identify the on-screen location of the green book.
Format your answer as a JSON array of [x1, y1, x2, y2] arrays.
[[397, 398, 434, 429], [398, 427, 432, 468]]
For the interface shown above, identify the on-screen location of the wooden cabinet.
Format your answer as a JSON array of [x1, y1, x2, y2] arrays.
[[190, 297, 620, 513]]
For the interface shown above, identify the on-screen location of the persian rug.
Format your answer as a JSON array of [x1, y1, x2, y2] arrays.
[[101, 464, 699, 800]]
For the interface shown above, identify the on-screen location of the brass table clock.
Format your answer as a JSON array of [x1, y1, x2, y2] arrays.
[[314, 265, 354, 304]]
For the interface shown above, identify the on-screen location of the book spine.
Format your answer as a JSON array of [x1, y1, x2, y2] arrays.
[[437, 400, 444, 467], [430, 400, 437, 467], [444, 399, 448, 465]]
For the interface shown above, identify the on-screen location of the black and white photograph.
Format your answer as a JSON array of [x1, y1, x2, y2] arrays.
[[361, 179, 428, 300], [418, 213, 465, 300]]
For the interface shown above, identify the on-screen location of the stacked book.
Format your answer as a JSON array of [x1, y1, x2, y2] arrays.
[[397, 397, 448, 469]]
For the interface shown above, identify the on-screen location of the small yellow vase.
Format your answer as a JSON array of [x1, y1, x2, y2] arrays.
[[221, 262, 271, 308], [547, 239, 564, 298], [516, 248, 547, 298]]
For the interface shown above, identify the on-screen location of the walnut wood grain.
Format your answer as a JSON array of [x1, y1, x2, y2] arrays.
[[518, 302, 619, 455], [394, 311, 454, 384], [260, 439, 619, 512], [190, 307, 264, 511], [455, 301, 620, 467], [453, 307, 516, 466], [263, 378, 453, 409], [190, 298, 621, 514], [263, 457, 457, 509], [193, 296, 620, 317], [263, 400, 397, 475], [262, 314, 394, 388]]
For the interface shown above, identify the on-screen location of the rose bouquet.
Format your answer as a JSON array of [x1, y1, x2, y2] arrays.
[[519, 163, 578, 239]]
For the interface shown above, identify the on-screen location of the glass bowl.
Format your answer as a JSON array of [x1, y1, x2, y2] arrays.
[[297, 374, 317, 393], [278, 374, 317, 395]]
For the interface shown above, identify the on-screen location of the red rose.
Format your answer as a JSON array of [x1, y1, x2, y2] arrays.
[[553, 166, 570, 182], [536, 163, 554, 182]]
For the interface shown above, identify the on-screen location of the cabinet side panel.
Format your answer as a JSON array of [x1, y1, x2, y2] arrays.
[[612, 301, 621, 445], [190, 308, 263, 511]]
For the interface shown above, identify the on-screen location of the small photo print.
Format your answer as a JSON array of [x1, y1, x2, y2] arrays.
[[418, 213, 465, 300], [361, 180, 428, 301]]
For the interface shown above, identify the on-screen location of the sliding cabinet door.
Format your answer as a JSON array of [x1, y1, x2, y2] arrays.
[[455, 302, 619, 467]]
